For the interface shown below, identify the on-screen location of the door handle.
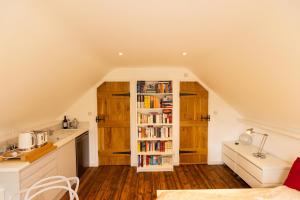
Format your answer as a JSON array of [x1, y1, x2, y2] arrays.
[[200, 115, 210, 121], [96, 114, 105, 123]]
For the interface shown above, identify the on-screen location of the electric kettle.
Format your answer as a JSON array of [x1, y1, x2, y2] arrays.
[[34, 131, 48, 147], [18, 132, 36, 151]]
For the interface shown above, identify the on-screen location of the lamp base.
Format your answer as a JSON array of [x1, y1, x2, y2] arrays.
[[252, 152, 266, 159]]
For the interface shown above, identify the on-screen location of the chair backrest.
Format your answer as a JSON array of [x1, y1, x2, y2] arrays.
[[0, 188, 4, 200], [11, 176, 79, 200]]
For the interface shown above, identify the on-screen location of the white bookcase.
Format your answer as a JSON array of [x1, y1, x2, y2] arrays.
[[136, 81, 174, 172]]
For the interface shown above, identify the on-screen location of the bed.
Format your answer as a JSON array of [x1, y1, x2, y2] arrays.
[[157, 186, 300, 200], [157, 151, 300, 200]]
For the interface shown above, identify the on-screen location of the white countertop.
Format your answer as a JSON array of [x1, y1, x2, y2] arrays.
[[0, 124, 89, 172], [50, 124, 89, 148]]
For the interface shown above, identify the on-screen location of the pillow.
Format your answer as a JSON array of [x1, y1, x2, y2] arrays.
[[284, 157, 300, 191]]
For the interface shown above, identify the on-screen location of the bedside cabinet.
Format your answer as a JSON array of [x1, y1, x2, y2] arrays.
[[222, 142, 291, 188]]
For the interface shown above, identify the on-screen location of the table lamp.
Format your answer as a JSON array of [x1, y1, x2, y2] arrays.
[[245, 128, 268, 159]]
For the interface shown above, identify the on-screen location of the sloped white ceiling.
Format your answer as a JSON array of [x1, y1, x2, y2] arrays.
[[0, 0, 300, 132]]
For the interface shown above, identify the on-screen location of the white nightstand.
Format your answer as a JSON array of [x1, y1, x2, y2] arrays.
[[222, 141, 291, 188]]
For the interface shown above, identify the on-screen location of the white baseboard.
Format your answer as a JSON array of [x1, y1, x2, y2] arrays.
[[89, 162, 99, 167], [207, 161, 224, 165], [173, 161, 180, 166], [131, 163, 138, 167]]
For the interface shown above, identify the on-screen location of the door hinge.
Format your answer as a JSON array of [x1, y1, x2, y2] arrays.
[[112, 93, 130, 96], [112, 151, 131, 155], [180, 92, 197, 96], [179, 150, 197, 154]]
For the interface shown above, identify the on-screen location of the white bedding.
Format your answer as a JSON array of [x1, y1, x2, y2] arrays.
[[157, 186, 300, 200]]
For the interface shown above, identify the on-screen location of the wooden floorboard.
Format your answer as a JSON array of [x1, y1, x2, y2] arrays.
[[61, 165, 249, 200]]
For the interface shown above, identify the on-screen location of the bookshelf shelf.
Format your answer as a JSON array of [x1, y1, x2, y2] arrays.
[[137, 152, 173, 156], [137, 123, 173, 126], [137, 164, 173, 172], [137, 93, 173, 96], [137, 108, 173, 111], [136, 80, 174, 172], [137, 137, 172, 141]]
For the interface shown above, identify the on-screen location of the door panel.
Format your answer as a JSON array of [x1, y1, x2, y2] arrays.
[[180, 82, 208, 164], [97, 82, 130, 165]]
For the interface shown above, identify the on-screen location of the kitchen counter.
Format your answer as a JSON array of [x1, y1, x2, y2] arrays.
[[0, 124, 89, 172], [48, 124, 89, 148]]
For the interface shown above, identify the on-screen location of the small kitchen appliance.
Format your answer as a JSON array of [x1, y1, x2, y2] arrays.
[[34, 131, 48, 147], [18, 132, 36, 151]]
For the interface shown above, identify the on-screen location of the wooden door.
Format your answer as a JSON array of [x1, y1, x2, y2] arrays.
[[180, 82, 208, 164], [97, 82, 130, 165]]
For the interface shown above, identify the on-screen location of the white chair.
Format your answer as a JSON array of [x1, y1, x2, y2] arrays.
[[11, 176, 79, 200], [0, 188, 4, 200]]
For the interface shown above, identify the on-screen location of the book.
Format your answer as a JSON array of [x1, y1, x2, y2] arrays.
[[137, 81, 172, 94]]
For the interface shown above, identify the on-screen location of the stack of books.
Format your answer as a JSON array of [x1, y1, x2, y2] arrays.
[[138, 155, 162, 167], [138, 155, 172, 167], [161, 95, 173, 108], [137, 81, 145, 93], [137, 141, 172, 153], [137, 110, 173, 124], [162, 109, 172, 124], [137, 95, 161, 108], [137, 112, 162, 124], [138, 126, 172, 139], [137, 81, 172, 93], [156, 81, 172, 93]]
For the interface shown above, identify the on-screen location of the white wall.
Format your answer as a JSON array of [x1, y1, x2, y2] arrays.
[[241, 119, 300, 163], [62, 67, 243, 166], [0, 120, 60, 144], [208, 92, 244, 164]]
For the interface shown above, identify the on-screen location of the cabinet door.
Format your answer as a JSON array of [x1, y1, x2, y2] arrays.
[[52, 140, 76, 200], [57, 140, 76, 177], [20, 151, 59, 200]]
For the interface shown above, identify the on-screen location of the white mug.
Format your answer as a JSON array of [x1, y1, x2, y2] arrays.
[[36, 132, 47, 147], [18, 132, 35, 150]]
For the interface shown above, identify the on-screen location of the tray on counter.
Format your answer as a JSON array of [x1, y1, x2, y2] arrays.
[[0, 150, 22, 161], [0, 143, 57, 163]]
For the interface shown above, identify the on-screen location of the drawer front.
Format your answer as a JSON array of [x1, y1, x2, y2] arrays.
[[235, 165, 262, 188], [20, 168, 59, 200], [236, 154, 263, 182], [223, 145, 238, 161], [223, 154, 236, 171], [20, 160, 57, 189], [263, 169, 290, 184], [20, 151, 56, 180]]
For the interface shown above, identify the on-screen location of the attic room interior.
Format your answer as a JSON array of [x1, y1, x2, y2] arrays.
[[1, 0, 300, 200]]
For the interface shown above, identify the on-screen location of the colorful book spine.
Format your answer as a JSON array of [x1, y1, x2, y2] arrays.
[[137, 141, 172, 153], [138, 155, 171, 167]]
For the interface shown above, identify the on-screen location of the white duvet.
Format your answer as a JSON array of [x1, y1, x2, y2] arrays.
[[157, 186, 300, 200]]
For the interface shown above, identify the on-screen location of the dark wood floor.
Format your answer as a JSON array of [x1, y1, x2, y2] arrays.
[[62, 165, 249, 200]]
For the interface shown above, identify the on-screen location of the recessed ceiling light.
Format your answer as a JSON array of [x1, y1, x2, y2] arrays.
[[182, 52, 187, 56], [118, 52, 124, 56]]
